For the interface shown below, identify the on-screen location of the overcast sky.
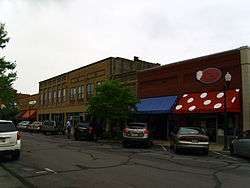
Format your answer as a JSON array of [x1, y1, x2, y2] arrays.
[[0, 0, 250, 94]]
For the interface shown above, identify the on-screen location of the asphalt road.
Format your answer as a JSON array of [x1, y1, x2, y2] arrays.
[[0, 132, 250, 188]]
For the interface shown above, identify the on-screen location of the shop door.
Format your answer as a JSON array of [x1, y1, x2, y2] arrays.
[[206, 118, 217, 143]]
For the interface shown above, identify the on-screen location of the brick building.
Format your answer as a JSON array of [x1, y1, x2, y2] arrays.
[[38, 56, 159, 127], [136, 47, 250, 143], [16, 93, 39, 121]]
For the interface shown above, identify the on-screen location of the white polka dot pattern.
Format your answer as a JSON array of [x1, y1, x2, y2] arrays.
[[204, 100, 211, 106], [231, 97, 236, 103], [175, 89, 240, 113], [217, 92, 224, 99], [214, 103, 222, 109], [175, 105, 182, 110], [200, 93, 207, 98], [187, 98, 194, 103], [189, 106, 196, 111]]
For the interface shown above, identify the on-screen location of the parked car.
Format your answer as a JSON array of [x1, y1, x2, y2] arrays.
[[74, 122, 101, 141], [122, 122, 153, 148], [230, 130, 250, 158], [40, 120, 65, 135], [0, 120, 21, 160], [170, 127, 209, 154], [16, 121, 30, 131], [27, 121, 43, 133]]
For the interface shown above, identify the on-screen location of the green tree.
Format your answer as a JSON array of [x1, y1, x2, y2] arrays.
[[0, 23, 16, 104], [87, 80, 138, 133], [0, 23, 17, 120]]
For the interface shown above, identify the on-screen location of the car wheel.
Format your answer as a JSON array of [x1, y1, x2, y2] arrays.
[[12, 150, 20, 160]]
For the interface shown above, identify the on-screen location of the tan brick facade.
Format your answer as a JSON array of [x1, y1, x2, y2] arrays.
[[37, 57, 158, 125]]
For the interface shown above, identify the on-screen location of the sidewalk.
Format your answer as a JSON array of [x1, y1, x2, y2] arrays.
[[153, 140, 225, 152]]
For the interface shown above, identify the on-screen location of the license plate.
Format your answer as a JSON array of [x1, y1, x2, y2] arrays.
[[131, 133, 138, 137], [192, 139, 198, 143]]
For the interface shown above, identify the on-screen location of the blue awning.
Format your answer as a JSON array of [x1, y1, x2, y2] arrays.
[[136, 96, 177, 114]]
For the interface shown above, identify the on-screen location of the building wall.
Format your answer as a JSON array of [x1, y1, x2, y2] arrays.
[[137, 49, 241, 99], [240, 47, 250, 131], [37, 57, 158, 123], [38, 58, 111, 117], [110, 57, 160, 94], [16, 93, 39, 111]]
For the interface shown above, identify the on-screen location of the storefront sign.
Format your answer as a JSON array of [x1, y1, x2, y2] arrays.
[[196, 68, 222, 84]]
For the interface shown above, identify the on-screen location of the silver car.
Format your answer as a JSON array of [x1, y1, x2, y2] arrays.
[[230, 130, 250, 158]]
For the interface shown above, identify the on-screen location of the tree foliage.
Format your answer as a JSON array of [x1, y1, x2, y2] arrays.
[[87, 80, 138, 129], [0, 23, 16, 104]]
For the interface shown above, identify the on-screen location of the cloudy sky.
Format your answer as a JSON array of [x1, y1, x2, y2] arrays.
[[0, 0, 250, 94]]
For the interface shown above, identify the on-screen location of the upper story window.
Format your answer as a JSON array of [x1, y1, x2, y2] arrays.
[[70, 88, 74, 100], [58, 90, 61, 103], [63, 88, 66, 102], [53, 91, 57, 103], [40, 94, 43, 106], [44, 92, 48, 105], [87, 83, 94, 96], [48, 91, 52, 104], [78, 85, 84, 99], [73, 88, 77, 99]]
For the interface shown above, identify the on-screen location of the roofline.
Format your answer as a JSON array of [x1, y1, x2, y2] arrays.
[[39, 57, 113, 83], [138, 46, 246, 73], [39, 56, 159, 83]]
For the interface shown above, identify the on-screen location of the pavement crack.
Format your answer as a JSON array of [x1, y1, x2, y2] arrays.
[[0, 163, 36, 188]]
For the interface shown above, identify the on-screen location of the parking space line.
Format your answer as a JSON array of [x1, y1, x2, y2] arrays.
[[160, 144, 167, 151]]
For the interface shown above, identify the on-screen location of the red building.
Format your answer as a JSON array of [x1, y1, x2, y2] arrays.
[[136, 47, 250, 143]]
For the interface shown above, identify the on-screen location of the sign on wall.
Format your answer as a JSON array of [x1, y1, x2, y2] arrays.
[[196, 68, 222, 84]]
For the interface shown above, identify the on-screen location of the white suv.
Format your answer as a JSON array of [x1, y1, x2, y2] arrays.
[[0, 120, 21, 160]]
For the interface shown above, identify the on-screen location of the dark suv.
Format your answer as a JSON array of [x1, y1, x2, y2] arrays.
[[122, 122, 153, 148], [74, 122, 99, 141]]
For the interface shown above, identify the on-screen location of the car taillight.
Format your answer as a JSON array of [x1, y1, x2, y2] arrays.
[[123, 128, 129, 133], [17, 132, 21, 140], [144, 129, 149, 135]]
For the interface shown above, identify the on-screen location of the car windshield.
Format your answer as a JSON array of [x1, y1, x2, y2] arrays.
[[179, 127, 205, 135], [128, 123, 147, 129], [78, 123, 90, 128], [0, 122, 17, 132], [20, 121, 30, 125]]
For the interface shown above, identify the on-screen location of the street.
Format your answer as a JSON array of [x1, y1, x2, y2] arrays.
[[0, 132, 250, 188]]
